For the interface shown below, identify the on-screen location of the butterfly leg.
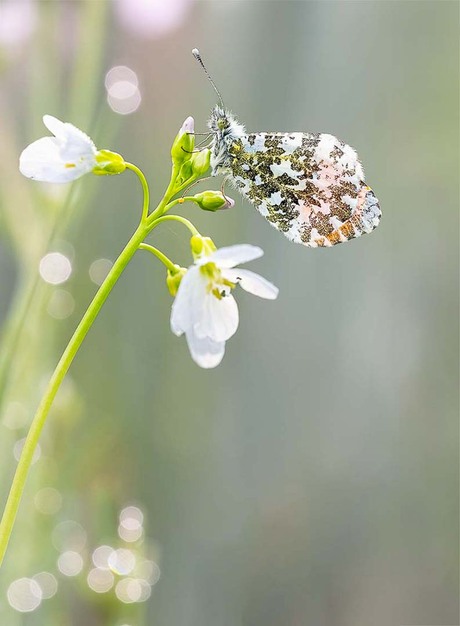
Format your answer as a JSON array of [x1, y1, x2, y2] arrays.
[[179, 175, 214, 198], [220, 179, 233, 209]]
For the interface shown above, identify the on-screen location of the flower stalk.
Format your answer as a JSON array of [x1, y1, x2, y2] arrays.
[[0, 113, 278, 568], [0, 138, 195, 565], [0, 221, 147, 566]]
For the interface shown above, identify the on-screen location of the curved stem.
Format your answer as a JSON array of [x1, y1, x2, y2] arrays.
[[125, 163, 150, 221], [169, 174, 209, 202], [0, 222, 148, 566], [138, 243, 177, 272], [148, 164, 180, 221], [0, 158, 207, 567], [150, 213, 200, 236]]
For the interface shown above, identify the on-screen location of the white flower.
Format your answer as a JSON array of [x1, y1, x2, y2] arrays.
[[171, 244, 279, 368], [19, 115, 97, 183]]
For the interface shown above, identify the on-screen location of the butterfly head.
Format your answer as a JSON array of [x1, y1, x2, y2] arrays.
[[192, 49, 245, 174], [207, 105, 245, 175], [208, 105, 244, 137], [208, 105, 229, 132]]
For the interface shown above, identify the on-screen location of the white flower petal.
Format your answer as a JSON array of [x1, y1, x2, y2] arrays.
[[185, 331, 226, 369], [210, 244, 264, 268], [43, 115, 67, 137], [194, 292, 239, 342], [20, 116, 97, 183], [43, 115, 96, 159], [61, 125, 97, 161], [170, 241, 274, 368], [170, 266, 207, 335], [19, 137, 60, 175], [222, 268, 279, 300], [19, 138, 90, 183]]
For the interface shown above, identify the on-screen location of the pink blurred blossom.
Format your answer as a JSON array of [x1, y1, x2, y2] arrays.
[[115, 0, 193, 38], [0, 0, 37, 49]]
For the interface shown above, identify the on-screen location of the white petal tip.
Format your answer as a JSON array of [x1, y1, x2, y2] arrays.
[[211, 244, 264, 268], [186, 333, 226, 368], [258, 286, 279, 300], [194, 356, 223, 369], [180, 116, 194, 134], [42, 114, 62, 133]]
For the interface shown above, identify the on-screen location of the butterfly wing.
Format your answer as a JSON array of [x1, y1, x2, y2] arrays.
[[228, 132, 381, 247]]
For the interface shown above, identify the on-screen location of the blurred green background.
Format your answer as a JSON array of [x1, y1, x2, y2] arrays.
[[0, 1, 458, 625]]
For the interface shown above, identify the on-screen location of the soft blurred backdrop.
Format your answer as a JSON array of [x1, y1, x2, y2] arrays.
[[0, 1, 458, 625]]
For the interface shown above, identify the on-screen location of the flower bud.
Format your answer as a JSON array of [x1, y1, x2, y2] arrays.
[[166, 265, 187, 297], [171, 116, 195, 164], [190, 235, 216, 259], [93, 150, 126, 175], [176, 160, 194, 186], [190, 149, 211, 177], [193, 190, 235, 212]]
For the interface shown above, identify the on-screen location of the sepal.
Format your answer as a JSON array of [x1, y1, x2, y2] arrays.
[[93, 150, 126, 175], [190, 149, 210, 177], [166, 265, 187, 297], [190, 235, 216, 259]]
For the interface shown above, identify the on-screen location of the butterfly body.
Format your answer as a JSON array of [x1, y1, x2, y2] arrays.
[[208, 105, 381, 247]]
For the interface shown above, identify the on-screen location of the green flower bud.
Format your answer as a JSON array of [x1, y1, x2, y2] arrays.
[[93, 150, 126, 175], [190, 235, 216, 259], [193, 190, 235, 212], [190, 149, 211, 177], [166, 265, 187, 297], [171, 117, 195, 165], [176, 160, 194, 186]]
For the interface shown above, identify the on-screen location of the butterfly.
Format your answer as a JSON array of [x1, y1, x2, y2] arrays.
[[192, 49, 381, 248]]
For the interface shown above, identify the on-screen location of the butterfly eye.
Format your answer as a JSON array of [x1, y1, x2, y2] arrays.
[[217, 119, 227, 131]]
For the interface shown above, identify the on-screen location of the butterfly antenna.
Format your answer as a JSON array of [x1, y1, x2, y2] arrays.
[[192, 48, 225, 109]]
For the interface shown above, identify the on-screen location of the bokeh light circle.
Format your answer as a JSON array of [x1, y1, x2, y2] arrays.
[[57, 551, 84, 577], [39, 252, 72, 285], [115, 577, 151, 603], [34, 487, 62, 515], [89, 258, 113, 285], [7, 578, 42, 612], [32, 572, 58, 599], [87, 567, 115, 593], [108, 548, 136, 575], [52, 520, 87, 551]]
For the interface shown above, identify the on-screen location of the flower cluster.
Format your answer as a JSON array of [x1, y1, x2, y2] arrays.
[[18, 115, 279, 368], [1, 72, 284, 573]]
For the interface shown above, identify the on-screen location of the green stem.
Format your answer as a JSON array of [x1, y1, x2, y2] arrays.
[[0, 155, 207, 566], [0, 221, 148, 566], [125, 163, 150, 220], [150, 213, 200, 236], [148, 164, 180, 221], [138, 243, 177, 272]]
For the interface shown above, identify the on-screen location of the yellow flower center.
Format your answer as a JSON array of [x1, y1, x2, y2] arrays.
[[200, 262, 236, 300]]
